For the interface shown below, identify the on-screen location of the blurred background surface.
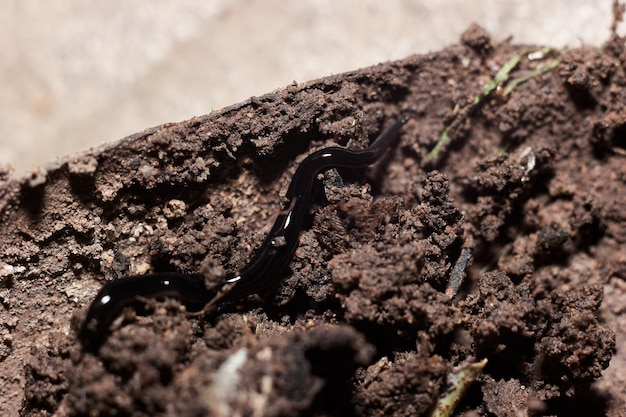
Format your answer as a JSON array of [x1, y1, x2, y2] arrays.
[[1, 0, 623, 174]]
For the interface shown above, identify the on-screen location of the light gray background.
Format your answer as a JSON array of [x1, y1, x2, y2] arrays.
[[1, 0, 622, 174]]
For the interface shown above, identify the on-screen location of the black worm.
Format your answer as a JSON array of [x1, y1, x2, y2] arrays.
[[79, 116, 409, 350]]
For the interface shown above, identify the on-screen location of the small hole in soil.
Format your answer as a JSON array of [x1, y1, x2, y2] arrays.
[[477, 331, 535, 381], [544, 386, 611, 417]]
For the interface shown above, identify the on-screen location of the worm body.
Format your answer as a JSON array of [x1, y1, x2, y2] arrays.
[[79, 116, 408, 350], [79, 273, 211, 349]]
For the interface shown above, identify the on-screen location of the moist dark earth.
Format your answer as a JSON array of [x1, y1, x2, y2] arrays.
[[1, 22, 626, 417]]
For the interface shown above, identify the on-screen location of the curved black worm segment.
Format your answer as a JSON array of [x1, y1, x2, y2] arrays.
[[79, 116, 409, 351], [223, 115, 410, 300], [79, 273, 211, 351]]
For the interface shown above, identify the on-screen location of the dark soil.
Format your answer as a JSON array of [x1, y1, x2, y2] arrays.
[[1, 21, 626, 417]]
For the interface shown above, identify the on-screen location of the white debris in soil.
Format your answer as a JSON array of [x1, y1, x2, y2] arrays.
[[203, 348, 249, 416]]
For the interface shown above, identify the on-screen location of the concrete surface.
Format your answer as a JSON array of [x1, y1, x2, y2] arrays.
[[1, 0, 623, 174]]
